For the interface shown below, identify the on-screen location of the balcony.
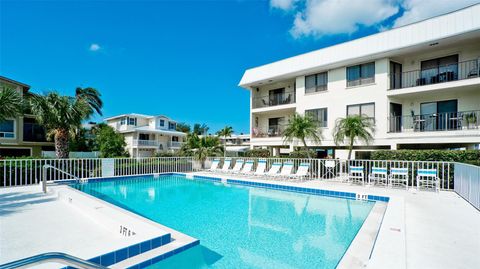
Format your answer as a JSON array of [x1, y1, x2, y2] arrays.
[[168, 141, 183, 148], [132, 139, 159, 147], [252, 90, 295, 109], [252, 125, 286, 138], [389, 59, 479, 90], [388, 110, 480, 133]]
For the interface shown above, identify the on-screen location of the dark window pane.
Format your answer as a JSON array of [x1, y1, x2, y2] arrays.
[[305, 75, 316, 93]]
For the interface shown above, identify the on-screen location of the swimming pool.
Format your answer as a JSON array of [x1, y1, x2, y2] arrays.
[[74, 174, 375, 268]]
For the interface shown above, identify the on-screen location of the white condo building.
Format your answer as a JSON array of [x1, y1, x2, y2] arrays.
[[239, 4, 480, 159], [105, 113, 186, 157]]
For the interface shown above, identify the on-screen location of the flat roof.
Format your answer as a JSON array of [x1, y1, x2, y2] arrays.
[[239, 4, 480, 88]]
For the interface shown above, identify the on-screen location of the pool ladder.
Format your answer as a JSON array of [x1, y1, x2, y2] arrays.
[[42, 164, 82, 193], [0, 252, 109, 269]]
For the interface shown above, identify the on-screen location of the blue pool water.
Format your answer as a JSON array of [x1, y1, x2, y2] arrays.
[[74, 175, 374, 269]]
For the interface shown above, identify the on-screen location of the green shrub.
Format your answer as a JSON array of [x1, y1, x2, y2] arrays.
[[370, 150, 480, 165], [288, 150, 316, 159], [245, 149, 270, 158]]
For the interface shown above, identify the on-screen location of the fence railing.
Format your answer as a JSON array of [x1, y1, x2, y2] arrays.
[[3, 157, 478, 196], [454, 163, 480, 210], [204, 157, 454, 190], [388, 58, 479, 90], [0, 157, 195, 187], [388, 110, 480, 133]]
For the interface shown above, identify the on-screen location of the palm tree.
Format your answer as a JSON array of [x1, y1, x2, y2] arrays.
[[0, 87, 23, 122], [333, 115, 375, 159], [217, 126, 233, 157], [181, 133, 221, 168], [283, 113, 322, 158], [28, 87, 103, 158]]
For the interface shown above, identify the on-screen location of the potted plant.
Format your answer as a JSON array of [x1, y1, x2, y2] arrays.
[[465, 113, 477, 129]]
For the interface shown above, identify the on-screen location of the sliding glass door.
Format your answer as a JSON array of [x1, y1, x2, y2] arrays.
[[420, 100, 458, 131]]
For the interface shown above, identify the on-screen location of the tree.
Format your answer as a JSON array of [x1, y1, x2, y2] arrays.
[[0, 86, 23, 122], [176, 122, 191, 133], [283, 113, 322, 158], [92, 123, 129, 157], [181, 133, 221, 168], [217, 126, 233, 157], [333, 115, 375, 159], [193, 123, 209, 135], [28, 87, 103, 158], [69, 127, 95, 152]]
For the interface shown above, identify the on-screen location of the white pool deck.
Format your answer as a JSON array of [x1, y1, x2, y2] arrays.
[[1, 174, 479, 269]]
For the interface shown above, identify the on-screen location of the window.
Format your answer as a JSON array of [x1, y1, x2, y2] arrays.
[[347, 103, 375, 119], [347, 62, 375, 87], [139, 133, 149, 140], [172, 136, 179, 142], [159, 119, 165, 127], [305, 72, 328, 93], [420, 55, 458, 85], [0, 120, 15, 138], [120, 117, 126, 125], [23, 117, 47, 142], [168, 122, 176, 130], [128, 117, 137, 126], [305, 108, 328, 127]]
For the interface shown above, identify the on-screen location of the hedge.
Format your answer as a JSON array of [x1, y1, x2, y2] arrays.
[[370, 150, 480, 166], [245, 149, 270, 158]]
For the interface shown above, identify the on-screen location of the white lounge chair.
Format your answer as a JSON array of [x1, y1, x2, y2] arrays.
[[228, 159, 244, 174], [253, 160, 267, 176], [388, 167, 409, 189], [416, 168, 440, 191], [265, 162, 282, 177], [220, 159, 232, 173], [208, 159, 220, 172], [348, 166, 365, 185], [368, 167, 388, 186], [239, 160, 254, 175], [290, 162, 310, 181], [276, 162, 294, 179]]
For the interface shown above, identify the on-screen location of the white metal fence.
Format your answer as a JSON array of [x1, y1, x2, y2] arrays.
[[1, 156, 476, 196], [204, 157, 455, 190], [0, 157, 195, 187], [454, 163, 480, 210]]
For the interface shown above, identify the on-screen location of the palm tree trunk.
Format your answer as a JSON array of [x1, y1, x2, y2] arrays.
[[223, 135, 226, 158], [55, 128, 70, 159], [302, 138, 311, 158], [347, 137, 354, 160]]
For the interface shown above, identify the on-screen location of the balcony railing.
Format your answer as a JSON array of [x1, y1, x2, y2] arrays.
[[389, 59, 480, 90], [252, 125, 286, 138], [168, 141, 183, 148], [388, 110, 480, 133], [252, 90, 295, 109], [132, 139, 159, 147]]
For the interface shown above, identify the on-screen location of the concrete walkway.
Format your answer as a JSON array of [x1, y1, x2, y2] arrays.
[[0, 185, 139, 268]]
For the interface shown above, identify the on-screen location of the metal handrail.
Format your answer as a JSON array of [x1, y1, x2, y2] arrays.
[[0, 252, 108, 269], [42, 164, 81, 193]]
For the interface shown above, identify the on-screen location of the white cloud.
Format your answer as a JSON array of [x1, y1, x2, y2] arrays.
[[393, 0, 479, 27], [270, 0, 298, 11], [89, 43, 101, 52], [271, 0, 479, 39], [289, 0, 399, 38]]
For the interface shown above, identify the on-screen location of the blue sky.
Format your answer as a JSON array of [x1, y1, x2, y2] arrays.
[[1, 0, 478, 134]]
